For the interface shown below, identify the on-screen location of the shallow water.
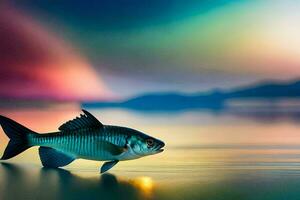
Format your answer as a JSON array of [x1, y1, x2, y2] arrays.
[[1, 107, 300, 200]]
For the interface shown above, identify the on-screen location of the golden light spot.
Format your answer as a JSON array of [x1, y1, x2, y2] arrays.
[[132, 176, 154, 197], [139, 176, 153, 190]]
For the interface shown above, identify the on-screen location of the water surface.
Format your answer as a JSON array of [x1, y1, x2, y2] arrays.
[[1, 107, 300, 200]]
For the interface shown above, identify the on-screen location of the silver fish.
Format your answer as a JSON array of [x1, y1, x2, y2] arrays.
[[0, 110, 165, 173]]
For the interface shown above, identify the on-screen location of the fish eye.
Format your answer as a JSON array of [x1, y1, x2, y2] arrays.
[[146, 139, 154, 148]]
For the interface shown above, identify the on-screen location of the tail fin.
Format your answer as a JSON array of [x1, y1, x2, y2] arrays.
[[0, 115, 36, 160]]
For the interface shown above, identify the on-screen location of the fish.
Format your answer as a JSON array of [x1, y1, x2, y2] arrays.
[[0, 109, 165, 173]]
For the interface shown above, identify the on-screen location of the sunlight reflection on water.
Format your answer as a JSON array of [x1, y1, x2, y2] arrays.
[[2, 107, 300, 199]]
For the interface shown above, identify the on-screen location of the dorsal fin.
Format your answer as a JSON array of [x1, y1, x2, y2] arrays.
[[59, 109, 103, 132]]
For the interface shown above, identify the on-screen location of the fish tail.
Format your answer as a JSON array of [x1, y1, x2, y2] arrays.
[[0, 115, 37, 160]]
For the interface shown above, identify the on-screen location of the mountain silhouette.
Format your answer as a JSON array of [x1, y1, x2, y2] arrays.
[[82, 79, 300, 111]]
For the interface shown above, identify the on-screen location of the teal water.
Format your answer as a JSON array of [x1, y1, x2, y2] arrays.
[[1, 107, 300, 200]]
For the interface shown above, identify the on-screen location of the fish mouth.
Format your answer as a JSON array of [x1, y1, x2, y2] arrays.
[[154, 142, 165, 154], [157, 148, 164, 153]]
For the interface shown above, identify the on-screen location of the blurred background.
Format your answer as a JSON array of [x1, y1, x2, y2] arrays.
[[1, 1, 300, 200]]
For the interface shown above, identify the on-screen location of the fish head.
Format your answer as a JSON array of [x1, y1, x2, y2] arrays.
[[128, 131, 165, 157]]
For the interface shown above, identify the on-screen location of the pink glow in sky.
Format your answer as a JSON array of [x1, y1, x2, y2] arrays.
[[0, 6, 112, 101]]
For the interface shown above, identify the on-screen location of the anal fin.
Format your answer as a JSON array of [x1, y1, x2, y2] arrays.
[[39, 147, 75, 168], [100, 160, 119, 173]]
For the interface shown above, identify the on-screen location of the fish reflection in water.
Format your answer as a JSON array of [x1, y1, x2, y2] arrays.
[[0, 163, 154, 200]]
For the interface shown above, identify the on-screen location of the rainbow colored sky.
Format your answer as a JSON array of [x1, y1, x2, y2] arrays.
[[1, 0, 300, 100]]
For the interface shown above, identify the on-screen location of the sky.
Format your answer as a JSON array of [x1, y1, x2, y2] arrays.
[[1, 0, 300, 100]]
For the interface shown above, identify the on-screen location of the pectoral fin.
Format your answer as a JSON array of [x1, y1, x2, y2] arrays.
[[100, 160, 119, 173], [99, 141, 127, 156]]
